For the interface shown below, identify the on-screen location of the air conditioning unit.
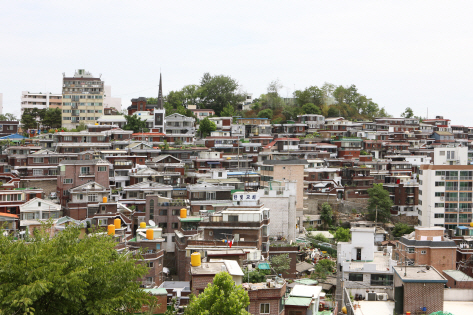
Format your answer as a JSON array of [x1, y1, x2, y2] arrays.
[[377, 293, 388, 301], [366, 292, 377, 301], [440, 196, 444, 201], [441, 176, 445, 180]]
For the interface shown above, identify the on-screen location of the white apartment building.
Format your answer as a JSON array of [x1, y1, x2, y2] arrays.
[[62, 69, 104, 129], [337, 228, 396, 300], [21, 91, 62, 113], [419, 146, 473, 229], [103, 85, 122, 111]]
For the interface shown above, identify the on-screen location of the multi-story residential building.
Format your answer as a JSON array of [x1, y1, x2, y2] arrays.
[[57, 159, 111, 210], [337, 228, 397, 300], [21, 91, 62, 113], [0, 121, 19, 138], [244, 277, 286, 315], [62, 69, 104, 129], [122, 181, 173, 213], [164, 113, 195, 145], [260, 159, 308, 215], [419, 147, 473, 228], [19, 197, 62, 234], [190, 109, 214, 120], [67, 181, 111, 219], [297, 114, 325, 131], [103, 85, 121, 111], [187, 182, 233, 213], [394, 226, 456, 275]]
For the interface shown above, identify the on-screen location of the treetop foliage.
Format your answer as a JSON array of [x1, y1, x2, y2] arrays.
[[0, 222, 153, 315], [185, 272, 250, 315]]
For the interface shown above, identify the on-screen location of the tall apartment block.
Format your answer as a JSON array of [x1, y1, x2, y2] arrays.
[[419, 146, 473, 229], [21, 91, 62, 113], [62, 69, 104, 129]]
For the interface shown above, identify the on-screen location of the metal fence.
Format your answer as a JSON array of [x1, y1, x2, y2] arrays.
[[343, 288, 355, 315]]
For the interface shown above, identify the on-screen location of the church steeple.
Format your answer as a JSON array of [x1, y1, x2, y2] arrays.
[[157, 73, 164, 110]]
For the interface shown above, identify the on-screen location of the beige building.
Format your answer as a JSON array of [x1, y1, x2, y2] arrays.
[[261, 159, 308, 212], [62, 69, 104, 129], [21, 91, 62, 113]]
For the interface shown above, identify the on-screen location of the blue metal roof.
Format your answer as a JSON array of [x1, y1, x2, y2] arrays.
[[0, 133, 26, 140]]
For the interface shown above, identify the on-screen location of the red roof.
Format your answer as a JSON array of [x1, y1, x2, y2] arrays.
[[132, 132, 165, 136]]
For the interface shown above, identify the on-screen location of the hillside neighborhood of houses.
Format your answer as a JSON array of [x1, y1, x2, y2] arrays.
[[1, 70, 473, 314]]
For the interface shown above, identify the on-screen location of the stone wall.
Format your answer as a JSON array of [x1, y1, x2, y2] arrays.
[[391, 214, 419, 225], [21, 179, 57, 195]]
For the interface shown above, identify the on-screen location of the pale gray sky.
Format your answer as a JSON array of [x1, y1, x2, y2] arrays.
[[1, 1, 473, 124]]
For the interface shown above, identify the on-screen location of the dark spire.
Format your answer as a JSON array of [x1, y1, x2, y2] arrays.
[[157, 73, 164, 110]]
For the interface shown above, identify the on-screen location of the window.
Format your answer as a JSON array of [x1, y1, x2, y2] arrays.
[[440, 151, 445, 156], [172, 209, 180, 216], [88, 194, 98, 202], [158, 222, 167, 229], [349, 273, 363, 281], [147, 262, 154, 268], [435, 192, 444, 197], [149, 200, 154, 220], [228, 215, 239, 222], [435, 213, 445, 218], [98, 219, 107, 226], [159, 209, 167, 216], [63, 178, 73, 184], [98, 166, 107, 172], [435, 203, 444, 208], [407, 247, 415, 253], [421, 250, 427, 254], [435, 182, 445, 187], [128, 191, 138, 198], [33, 169, 43, 176], [33, 157, 44, 163], [172, 222, 178, 229], [80, 167, 90, 175], [49, 157, 58, 164], [260, 303, 270, 314], [370, 274, 393, 286]]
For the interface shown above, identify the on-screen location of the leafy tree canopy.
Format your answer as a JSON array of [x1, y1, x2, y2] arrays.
[[198, 117, 217, 138], [123, 114, 149, 133], [392, 223, 415, 238], [401, 107, 414, 118], [367, 183, 393, 223], [199, 73, 244, 116], [320, 202, 333, 228], [333, 227, 351, 243], [257, 109, 273, 120], [312, 259, 335, 281], [270, 253, 291, 276], [0, 222, 152, 314], [302, 103, 322, 115], [185, 272, 250, 315], [243, 268, 271, 283]]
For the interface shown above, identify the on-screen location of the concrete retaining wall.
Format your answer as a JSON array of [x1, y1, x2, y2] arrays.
[[444, 288, 473, 301]]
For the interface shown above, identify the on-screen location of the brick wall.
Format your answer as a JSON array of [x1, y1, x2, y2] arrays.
[[403, 282, 444, 314], [247, 283, 286, 315], [191, 274, 215, 295]]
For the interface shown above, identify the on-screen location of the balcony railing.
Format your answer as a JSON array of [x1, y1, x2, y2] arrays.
[[460, 176, 473, 180], [446, 176, 459, 180]]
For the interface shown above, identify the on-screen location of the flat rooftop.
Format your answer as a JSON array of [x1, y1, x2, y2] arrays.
[[393, 266, 447, 283]]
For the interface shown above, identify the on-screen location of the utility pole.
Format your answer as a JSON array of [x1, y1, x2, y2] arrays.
[[375, 206, 378, 227], [237, 138, 240, 171]]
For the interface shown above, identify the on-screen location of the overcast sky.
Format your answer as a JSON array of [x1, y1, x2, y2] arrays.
[[1, 1, 473, 124]]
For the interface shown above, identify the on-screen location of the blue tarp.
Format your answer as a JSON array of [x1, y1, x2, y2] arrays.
[[0, 134, 26, 140], [258, 262, 270, 270], [457, 226, 468, 230]]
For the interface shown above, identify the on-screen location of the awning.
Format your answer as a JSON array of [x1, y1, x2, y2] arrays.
[[207, 161, 221, 164]]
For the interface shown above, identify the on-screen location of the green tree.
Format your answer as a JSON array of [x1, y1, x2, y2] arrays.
[[270, 253, 291, 276], [42, 107, 62, 129], [392, 223, 415, 238], [185, 272, 250, 315], [198, 117, 217, 138], [257, 109, 273, 120], [199, 73, 244, 115], [3, 113, 18, 121], [21, 112, 37, 131], [72, 121, 87, 132], [0, 222, 152, 314], [312, 259, 335, 281], [312, 233, 330, 243], [294, 86, 324, 107], [220, 103, 236, 117], [401, 107, 414, 118], [123, 114, 149, 133], [243, 268, 271, 283], [181, 84, 202, 106], [327, 106, 339, 117], [302, 103, 322, 115], [367, 183, 393, 223], [320, 202, 333, 228], [333, 227, 351, 243], [261, 80, 285, 109]]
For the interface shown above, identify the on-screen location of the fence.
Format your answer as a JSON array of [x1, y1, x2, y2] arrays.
[[343, 287, 355, 315]]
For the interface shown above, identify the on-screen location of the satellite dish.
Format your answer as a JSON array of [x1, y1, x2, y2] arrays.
[[149, 220, 156, 227]]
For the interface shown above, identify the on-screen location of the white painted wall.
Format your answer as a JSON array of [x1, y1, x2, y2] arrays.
[[444, 288, 473, 301]]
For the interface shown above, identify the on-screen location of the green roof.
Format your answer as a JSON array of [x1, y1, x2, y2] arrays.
[[258, 263, 270, 270], [295, 278, 318, 285], [143, 288, 168, 295], [285, 297, 312, 307], [179, 217, 201, 223]]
